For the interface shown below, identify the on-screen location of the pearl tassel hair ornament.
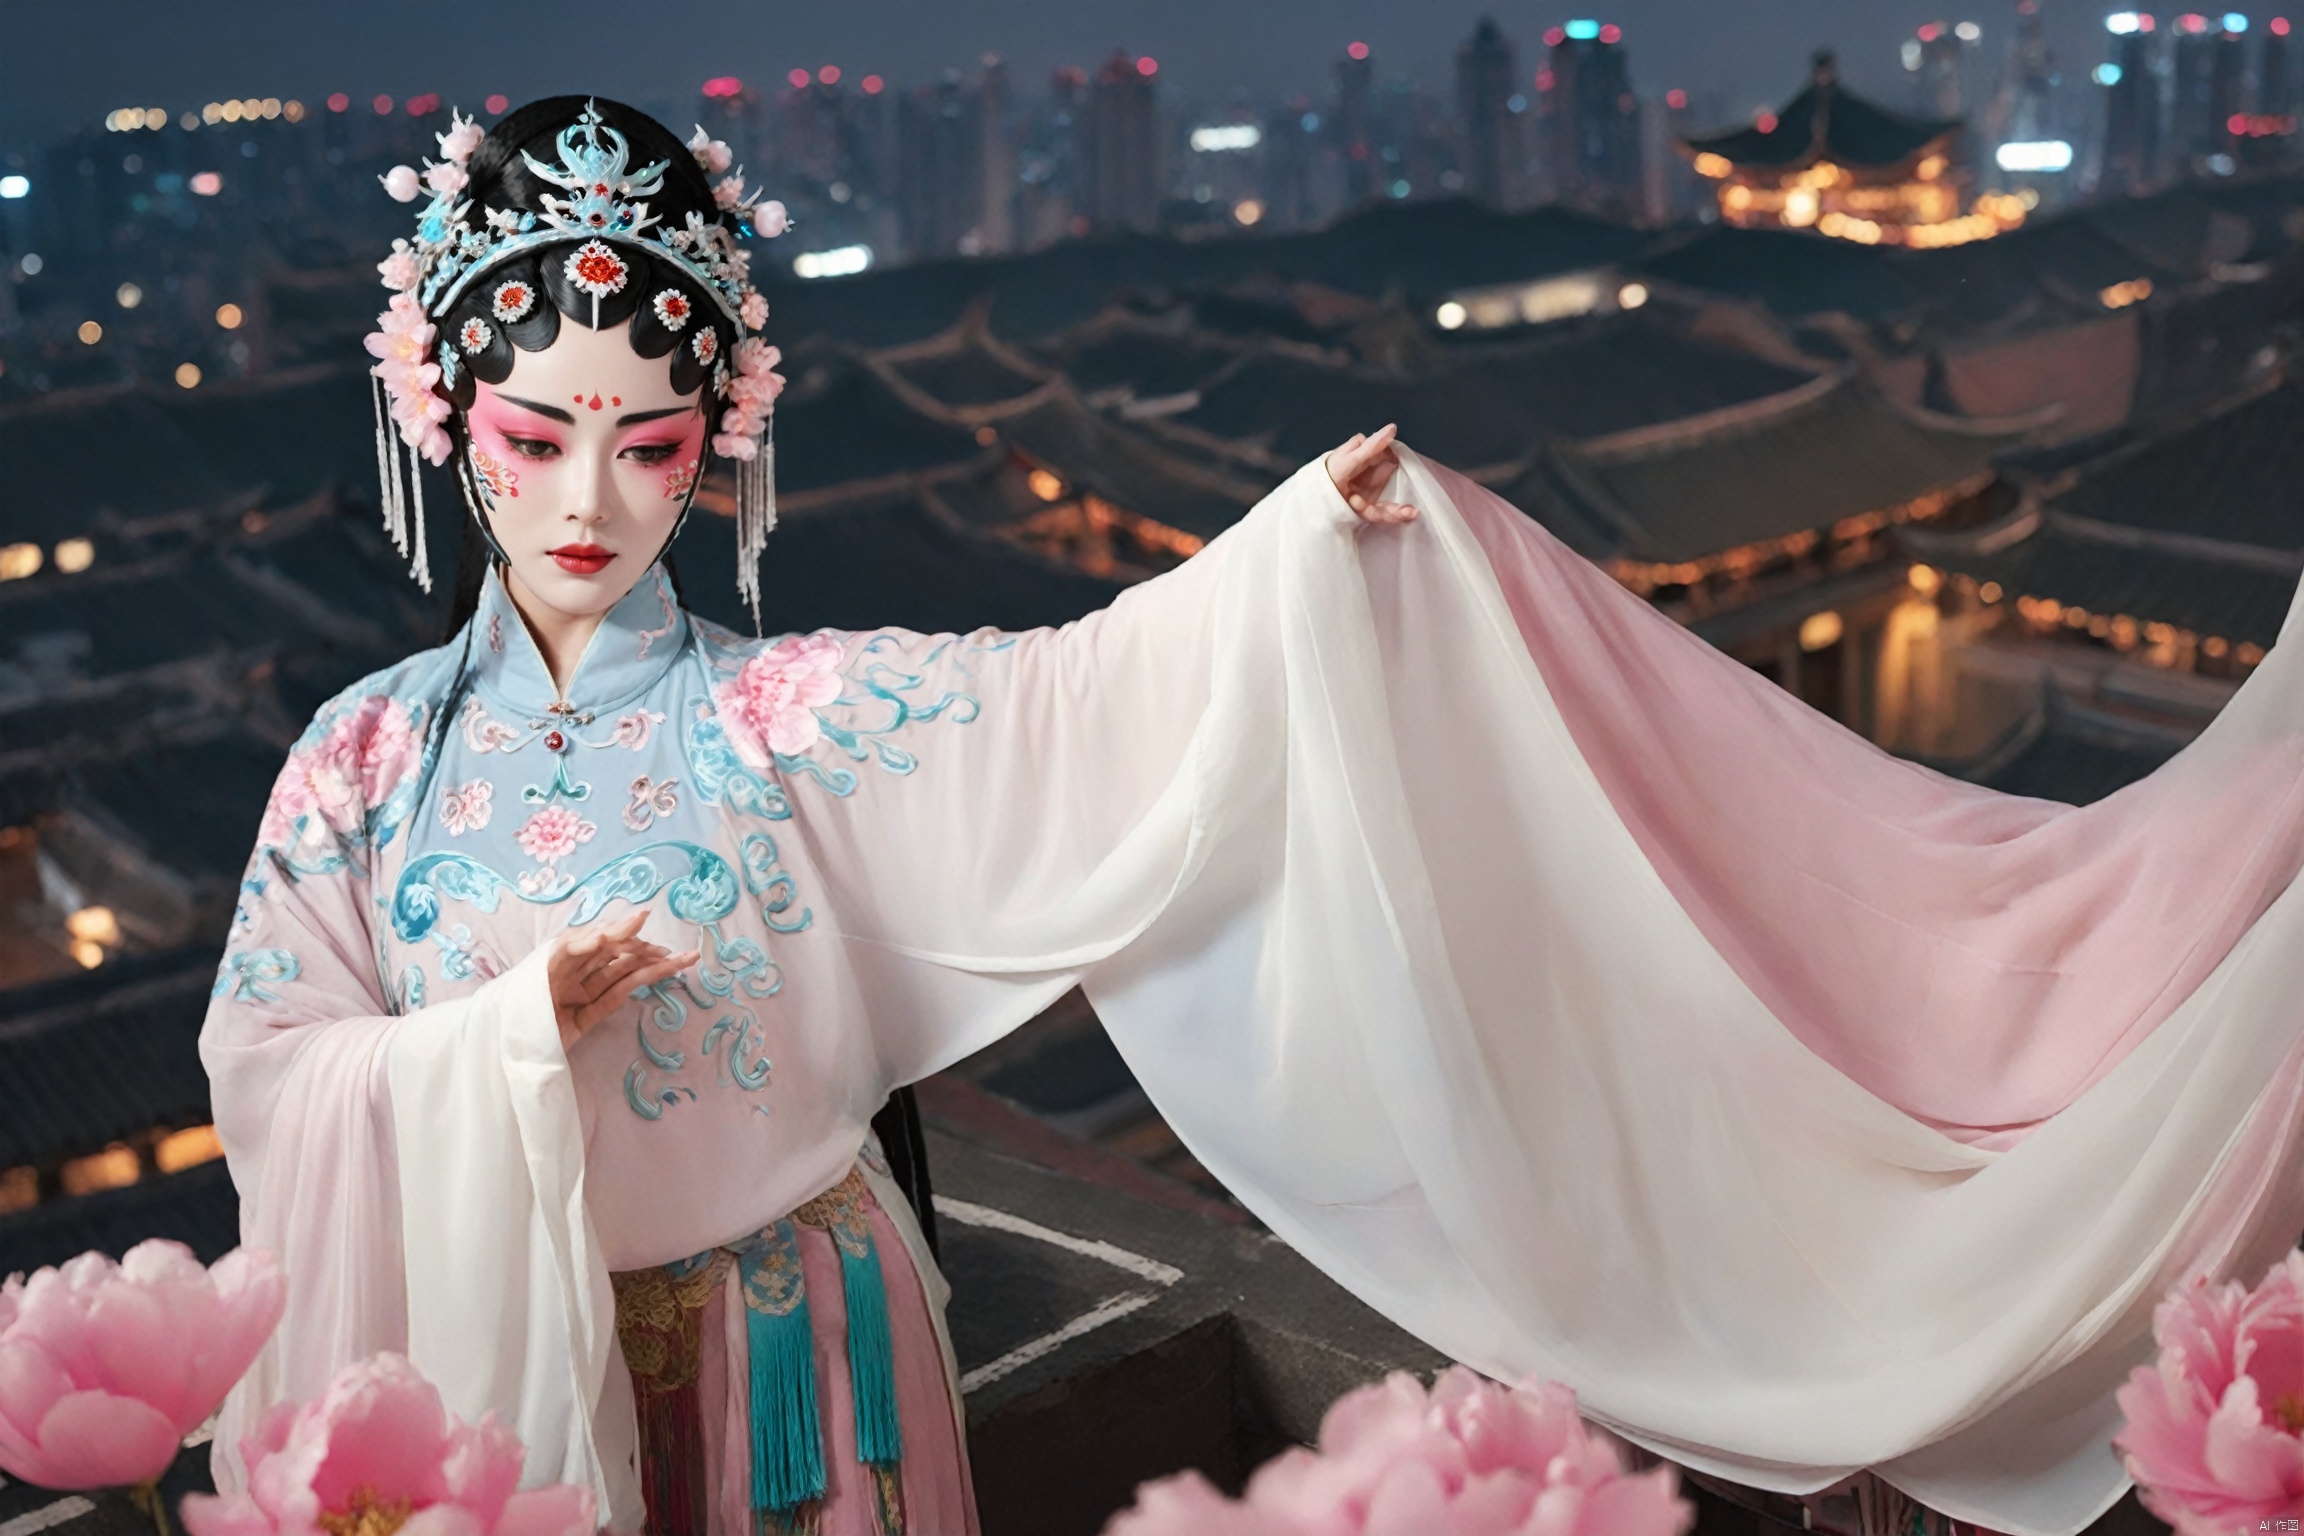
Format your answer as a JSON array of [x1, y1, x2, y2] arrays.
[[361, 101, 788, 607]]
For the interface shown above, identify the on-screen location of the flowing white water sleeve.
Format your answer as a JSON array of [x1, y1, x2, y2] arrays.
[[1077, 452, 2304, 1536], [387, 946, 645, 1531]]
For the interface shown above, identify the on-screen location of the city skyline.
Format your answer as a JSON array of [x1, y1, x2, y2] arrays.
[[1, 0, 2138, 150]]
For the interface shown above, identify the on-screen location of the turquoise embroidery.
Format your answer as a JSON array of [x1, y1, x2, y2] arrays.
[[687, 711, 794, 822], [232, 875, 268, 933], [740, 833, 812, 934], [215, 948, 300, 1005], [399, 963, 427, 1011], [429, 922, 482, 980], [391, 841, 778, 1122], [521, 755, 594, 806]]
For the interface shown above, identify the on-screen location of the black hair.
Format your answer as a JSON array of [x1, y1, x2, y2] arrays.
[[435, 95, 739, 636]]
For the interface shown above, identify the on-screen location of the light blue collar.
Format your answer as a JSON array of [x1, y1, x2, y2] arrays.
[[471, 563, 688, 715]]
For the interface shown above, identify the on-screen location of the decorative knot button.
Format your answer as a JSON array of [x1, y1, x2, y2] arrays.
[[544, 729, 567, 753]]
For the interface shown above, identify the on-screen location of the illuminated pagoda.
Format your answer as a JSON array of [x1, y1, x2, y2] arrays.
[[1684, 50, 2025, 248]]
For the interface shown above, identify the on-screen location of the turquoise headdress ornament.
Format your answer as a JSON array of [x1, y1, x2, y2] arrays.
[[365, 99, 790, 625]]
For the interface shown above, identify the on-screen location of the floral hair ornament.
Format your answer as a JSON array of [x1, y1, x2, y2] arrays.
[[363, 101, 789, 616]]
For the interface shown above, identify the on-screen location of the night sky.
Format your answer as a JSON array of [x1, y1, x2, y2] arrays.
[[3, 0, 2119, 150]]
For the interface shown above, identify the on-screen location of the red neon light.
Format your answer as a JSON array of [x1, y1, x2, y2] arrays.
[[818, 65, 841, 85], [1137, 56, 1159, 76], [861, 74, 885, 94], [1600, 23, 1622, 42], [1347, 40, 1370, 60]]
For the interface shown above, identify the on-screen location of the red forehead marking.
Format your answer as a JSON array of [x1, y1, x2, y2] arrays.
[[587, 393, 603, 411], [611, 396, 622, 407]]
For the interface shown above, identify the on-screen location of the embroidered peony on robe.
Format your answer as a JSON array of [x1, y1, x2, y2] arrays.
[[204, 450, 2304, 1536]]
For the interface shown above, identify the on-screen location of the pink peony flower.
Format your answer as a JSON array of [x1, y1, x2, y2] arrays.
[[380, 164, 422, 203], [754, 200, 789, 238], [365, 293, 454, 464], [259, 698, 419, 851], [0, 1242, 285, 1492], [741, 290, 769, 331], [439, 779, 494, 836], [424, 160, 468, 196], [377, 240, 420, 293], [1105, 1367, 1694, 1536], [2117, 1256, 2304, 1536], [688, 125, 734, 174], [515, 805, 596, 864], [713, 174, 750, 211], [437, 111, 484, 166], [180, 1353, 594, 1536], [715, 635, 845, 765]]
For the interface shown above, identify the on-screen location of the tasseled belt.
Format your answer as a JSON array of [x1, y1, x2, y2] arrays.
[[613, 1167, 906, 1535]]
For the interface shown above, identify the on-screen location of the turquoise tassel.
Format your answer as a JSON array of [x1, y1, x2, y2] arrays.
[[739, 1222, 826, 1514], [840, 1228, 904, 1467]]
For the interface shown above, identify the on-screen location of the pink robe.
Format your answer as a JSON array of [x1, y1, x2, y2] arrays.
[[204, 450, 2304, 1536]]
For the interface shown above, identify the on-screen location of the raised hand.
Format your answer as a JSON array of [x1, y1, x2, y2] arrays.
[[546, 909, 699, 1053], [1324, 423, 1419, 525]]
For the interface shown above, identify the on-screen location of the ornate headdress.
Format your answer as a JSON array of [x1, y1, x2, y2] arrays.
[[364, 101, 787, 623]]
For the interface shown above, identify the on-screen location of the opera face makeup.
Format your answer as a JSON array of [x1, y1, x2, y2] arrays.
[[463, 317, 707, 621]]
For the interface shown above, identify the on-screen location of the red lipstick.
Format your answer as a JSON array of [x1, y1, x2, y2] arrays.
[[548, 543, 614, 575]]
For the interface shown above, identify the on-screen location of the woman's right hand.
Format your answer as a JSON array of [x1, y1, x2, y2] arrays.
[[547, 909, 699, 1053]]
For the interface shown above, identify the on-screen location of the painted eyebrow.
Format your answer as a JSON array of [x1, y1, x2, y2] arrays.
[[617, 405, 696, 427], [496, 394, 575, 424]]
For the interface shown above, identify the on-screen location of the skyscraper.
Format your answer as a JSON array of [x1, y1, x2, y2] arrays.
[[1539, 20, 1643, 219], [1334, 42, 1377, 206], [1082, 51, 1159, 235], [895, 72, 986, 258], [2170, 13, 2247, 169], [1456, 18, 1524, 207], [2099, 13, 2164, 194]]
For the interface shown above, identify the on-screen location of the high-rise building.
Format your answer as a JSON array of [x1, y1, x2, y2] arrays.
[[1904, 20, 1987, 119], [977, 58, 1015, 254], [2098, 13, 2164, 193], [895, 72, 986, 258], [1333, 42, 1378, 206], [2263, 18, 2299, 118], [2170, 13, 2247, 169], [1456, 18, 1524, 207], [1081, 50, 1159, 234], [1539, 20, 1643, 219]]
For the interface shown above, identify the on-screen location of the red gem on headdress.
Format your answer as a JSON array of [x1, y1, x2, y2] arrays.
[[692, 328, 718, 364], [490, 280, 535, 323], [458, 316, 494, 354], [566, 239, 630, 297], [652, 290, 692, 331]]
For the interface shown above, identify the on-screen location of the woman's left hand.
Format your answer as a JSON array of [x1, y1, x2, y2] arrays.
[[1325, 424, 1419, 525]]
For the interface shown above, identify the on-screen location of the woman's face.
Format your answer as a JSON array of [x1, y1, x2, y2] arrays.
[[463, 317, 709, 622]]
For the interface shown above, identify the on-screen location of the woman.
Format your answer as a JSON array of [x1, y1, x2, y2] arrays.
[[206, 96, 2304, 1536]]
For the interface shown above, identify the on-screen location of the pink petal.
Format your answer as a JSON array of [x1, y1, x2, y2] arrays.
[[438, 1412, 525, 1529], [178, 1492, 281, 1536], [0, 1337, 74, 1442], [23, 1390, 182, 1487]]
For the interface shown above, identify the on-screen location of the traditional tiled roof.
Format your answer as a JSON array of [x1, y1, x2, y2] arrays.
[[873, 304, 1054, 414], [671, 481, 1127, 638], [1932, 691, 2192, 806], [1171, 315, 1818, 474], [980, 384, 1276, 543], [0, 1161, 240, 1275], [1498, 372, 2041, 564], [765, 358, 992, 502], [755, 199, 1654, 349], [1902, 374, 2304, 647], [1684, 55, 1960, 173], [1031, 310, 1254, 405], [0, 950, 215, 1168], [0, 365, 381, 546]]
